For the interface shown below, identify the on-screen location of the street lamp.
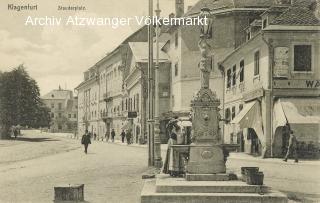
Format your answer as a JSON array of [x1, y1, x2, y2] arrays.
[[200, 7, 213, 39], [153, 0, 163, 169]]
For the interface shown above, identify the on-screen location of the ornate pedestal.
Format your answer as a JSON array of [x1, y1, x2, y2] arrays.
[[186, 88, 226, 177], [187, 145, 226, 174]]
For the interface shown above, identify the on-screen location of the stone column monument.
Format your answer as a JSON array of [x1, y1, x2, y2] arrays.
[[140, 7, 288, 203], [186, 8, 226, 179]]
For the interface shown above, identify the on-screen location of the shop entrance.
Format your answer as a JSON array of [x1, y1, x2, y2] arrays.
[[248, 128, 261, 156]]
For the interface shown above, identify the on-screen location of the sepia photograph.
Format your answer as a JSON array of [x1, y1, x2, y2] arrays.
[[0, 0, 319, 202]]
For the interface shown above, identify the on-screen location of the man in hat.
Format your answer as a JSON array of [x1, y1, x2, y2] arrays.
[[81, 130, 91, 154], [283, 130, 298, 163], [111, 129, 115, 142], [121, 130, 126, 143]]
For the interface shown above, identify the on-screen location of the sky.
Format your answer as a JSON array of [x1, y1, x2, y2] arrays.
[[0, 0, 198, 95]]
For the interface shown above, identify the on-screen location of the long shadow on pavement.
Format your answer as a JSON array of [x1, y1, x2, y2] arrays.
[[14, 137, 60, 142]]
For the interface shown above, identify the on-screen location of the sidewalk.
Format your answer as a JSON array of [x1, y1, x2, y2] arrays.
[[108, 139, 168, 152], [31, 130, 320, 166], [228, 152, 320, 166]]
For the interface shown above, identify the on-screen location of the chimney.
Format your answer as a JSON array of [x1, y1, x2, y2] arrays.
[[175, 0, 184, 18], [169, 13, 175, 19], [309, 0, 320, 19]]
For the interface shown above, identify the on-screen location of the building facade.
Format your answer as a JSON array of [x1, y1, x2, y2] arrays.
[[124, 42, 171, 143], [160, 0, 278, 141], [76, 26, 148, 141], [220, 2, 320, 158], [41, 88, 78, 133], [76, 68, 100, 138]]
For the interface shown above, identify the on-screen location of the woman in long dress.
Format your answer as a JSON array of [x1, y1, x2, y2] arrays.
[[163, 123, 180, 176]]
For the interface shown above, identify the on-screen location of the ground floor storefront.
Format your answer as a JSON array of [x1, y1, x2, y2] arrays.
[[225, 94, 320, 159], [272, 97, 320, 158]]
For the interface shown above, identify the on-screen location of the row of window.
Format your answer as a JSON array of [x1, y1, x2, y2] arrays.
[[107, 93, 141, 116], [51, 103, 63, 110], [51, 113, 77, 119], [225, 45, 312, 89], [226, 51, 260, 89], [104, 67, 121, 81], [225, 104, 243, 122]]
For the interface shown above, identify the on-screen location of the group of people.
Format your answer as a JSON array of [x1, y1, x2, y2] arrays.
[[11, 125, 21, 139], [120, 129, 133, 145], [107, 129, 132, 144], [81, 128, 134, 154]]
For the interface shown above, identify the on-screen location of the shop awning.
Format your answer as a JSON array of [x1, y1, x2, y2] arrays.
[[273, 100, 287, 133], [231, 101, 256, 126], [273, 98, 320, 131], [231, 100, 265, 145]]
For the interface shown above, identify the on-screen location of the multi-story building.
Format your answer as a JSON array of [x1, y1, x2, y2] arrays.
[[123, 42, 171, 143], [101, 47, 126, 139], [76, 26, 148, 140], [219, 1, 320, 158], [41, 88, 78, 133], [75, 68, 100, 137], [160, 0, 277, 141]]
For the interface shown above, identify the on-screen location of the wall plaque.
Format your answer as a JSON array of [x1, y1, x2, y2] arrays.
[[273, 47, 289, 78]]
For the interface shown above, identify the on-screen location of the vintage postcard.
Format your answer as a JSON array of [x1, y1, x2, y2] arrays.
[[0, 0, 319, 202]]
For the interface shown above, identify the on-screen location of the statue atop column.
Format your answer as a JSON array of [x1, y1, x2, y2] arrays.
[[187, 7, 226, 176]]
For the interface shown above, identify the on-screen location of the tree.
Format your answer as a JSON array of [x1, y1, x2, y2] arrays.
[[0, 65, 51, 139]]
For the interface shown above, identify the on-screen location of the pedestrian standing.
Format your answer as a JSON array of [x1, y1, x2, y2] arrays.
[[12, 126, 18, 139], [93, 132, 97, 140], [126, 129, 132, 145], [105, 132, 109, 142], [111, 129, 115, 142], [283, 130, 298, 163], [121, 130, 126, 143], [163, 123, 179, 176], [81, 130, 91, 154]]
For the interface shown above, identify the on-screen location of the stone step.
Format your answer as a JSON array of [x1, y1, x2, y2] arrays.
[[156, 174, 269, 194], [142, 180, 288, 203]]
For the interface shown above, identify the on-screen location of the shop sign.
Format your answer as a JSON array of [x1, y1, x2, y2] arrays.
[[159, 83, 170, 98], [128, 111, 137, 118], [273, 79, 320, 89]]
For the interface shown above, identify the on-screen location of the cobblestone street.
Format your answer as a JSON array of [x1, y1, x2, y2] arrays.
[[0, 130, 149, 203], [0, 130, 319, 203]]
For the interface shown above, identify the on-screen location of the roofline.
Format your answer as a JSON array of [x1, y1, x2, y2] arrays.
[[124, 60, 170, 83], [186, 7, 269, 18], [95, 47, 121, 67], [74, 76, 98, 90], [219, 32, 262, 67], [263, 25, 320, 31], [84, 25, 147, 72], [164, 8, 269, 33], [219, 24, 320, 67]]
